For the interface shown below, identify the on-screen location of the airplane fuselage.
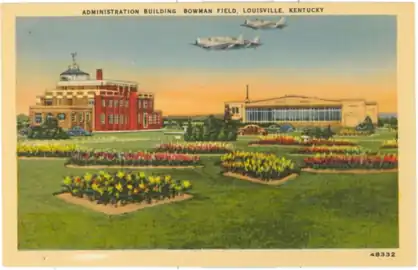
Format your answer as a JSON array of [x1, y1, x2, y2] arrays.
[[241, 19, 287, 30]]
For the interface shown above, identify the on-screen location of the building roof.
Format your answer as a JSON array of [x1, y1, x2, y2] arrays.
[[60, 67, 90, 76], [56, 79, 138, 87], [225, 95, 376, 105]]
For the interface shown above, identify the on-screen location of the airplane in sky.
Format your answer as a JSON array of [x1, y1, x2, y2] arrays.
[[240, 17, 287, 30], [191, 35, 262, 50]]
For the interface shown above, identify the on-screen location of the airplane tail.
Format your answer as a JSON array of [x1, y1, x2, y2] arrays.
[[277, 17, 286, 25]]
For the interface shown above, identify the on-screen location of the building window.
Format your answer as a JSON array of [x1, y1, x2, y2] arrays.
[[108, 114, 113, 124], [45, 99, 52, 106], [138, 113, 141, 124], [71, 112, 77, 122], [149, 101, 153, 109], [100, 113, 105, 124], [120, 115, 124, 124], [79, 112, 84, 122], [143, 113, 148, 127], [126, 100, 129, 107], [34, 113, 42, 124], [244, 107, 343, 123], [46, 113, 54, 120], [89, 99, 95, 105], [138, 100, 142, 109], [109, 100, 113, 107], [57, 113, 66, 120], [156, 114, 160, 124], [120, 100, 123, 107], [102, 99, 106, 107], [143, 100, 148, 109], [152, 113, 157, 124], [114, 114, 119, 124], [85, 112, 91, 122], [115, 100, 119, 107]]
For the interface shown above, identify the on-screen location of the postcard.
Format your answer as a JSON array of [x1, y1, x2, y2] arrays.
[[2, 2, 416, 267]]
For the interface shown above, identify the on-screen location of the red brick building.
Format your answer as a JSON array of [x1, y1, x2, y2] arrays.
[[29, 54, 163, 132]]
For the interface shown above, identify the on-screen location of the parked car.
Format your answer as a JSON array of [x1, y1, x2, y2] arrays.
[[279, 123, 295, 133], [265, 124, 281, 134], [238, 125, 268, 136], [67, 126, 92, 137]]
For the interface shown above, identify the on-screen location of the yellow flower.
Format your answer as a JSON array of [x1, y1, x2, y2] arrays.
[[155, 176, 161, 184], [182, 180, 192, 189], [115, 182, 123, 192], [164, 175, 172, 183], [63, 176, 72, 185], [116, 171, 125, 179], [84, 173, 93, 182], [148, 176, 156, 184]]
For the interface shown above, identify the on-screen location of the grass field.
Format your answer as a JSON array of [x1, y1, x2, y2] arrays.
[[17, 129, 399, 249]]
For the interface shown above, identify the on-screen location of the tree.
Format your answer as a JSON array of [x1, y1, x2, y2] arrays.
[[218, 127, 227, 141], [17, 114, 30, 130], [184, 120, 193, 141], [389, 117, 398, 129]]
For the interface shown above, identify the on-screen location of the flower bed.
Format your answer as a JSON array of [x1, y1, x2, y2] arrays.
[[17, 143, 79, 158], [303, 153, 398, 171], [220, 151, 299, 183], [55, 171, 193, 215], [293, 146, 370, 155], [338, 129, 373, 136], [65, 150, 202, 167], [248, 135, 356, 146], [154, 142, 233, 154], [381, 139, 398, 149]]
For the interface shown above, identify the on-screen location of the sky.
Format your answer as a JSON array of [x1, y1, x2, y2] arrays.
[[16, 15, 397, 115]]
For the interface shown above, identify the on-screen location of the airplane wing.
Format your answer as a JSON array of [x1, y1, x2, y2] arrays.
[[206, 42, 233, 50], [262, 21, 278, 27]]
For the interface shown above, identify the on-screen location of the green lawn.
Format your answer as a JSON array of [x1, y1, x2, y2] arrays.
[[17, 130, 399, 249]]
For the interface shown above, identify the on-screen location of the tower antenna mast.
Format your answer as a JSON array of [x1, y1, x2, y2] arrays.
[[71, 52, 78, 69]]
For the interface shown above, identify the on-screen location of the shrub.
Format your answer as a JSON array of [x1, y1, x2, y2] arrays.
[[66, 150, 202, 167], [155, 142, 233, 154], [302, 125, 335, 139], [27, 117, 70, 140], [59, 171, 192, 205], [356, 116, 375, 133], [184, 115, 239, 142]]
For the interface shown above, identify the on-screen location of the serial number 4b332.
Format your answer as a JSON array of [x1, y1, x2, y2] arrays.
[[370, 252, 396, 257]]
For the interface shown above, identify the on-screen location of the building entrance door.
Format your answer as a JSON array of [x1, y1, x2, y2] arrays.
[[143, 113, 148, 128]]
